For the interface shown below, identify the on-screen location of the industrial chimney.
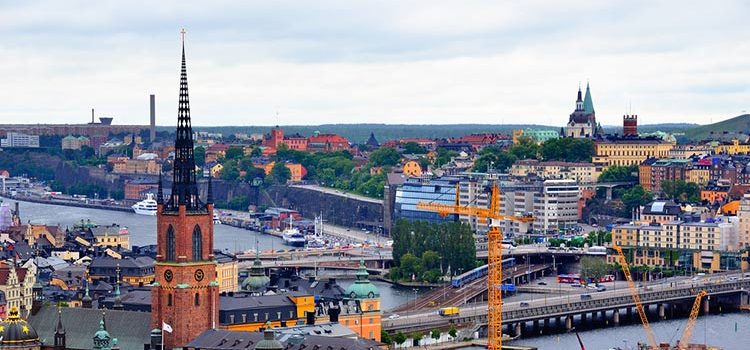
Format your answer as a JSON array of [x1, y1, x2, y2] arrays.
[[149, 94, 156, 142]]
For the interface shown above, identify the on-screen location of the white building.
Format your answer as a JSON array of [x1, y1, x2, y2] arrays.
[[1, 132, 39, 148], [533, 179, 580, 234]]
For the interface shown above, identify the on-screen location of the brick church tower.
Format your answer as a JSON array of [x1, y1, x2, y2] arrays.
[[151, 32, 219, 349]]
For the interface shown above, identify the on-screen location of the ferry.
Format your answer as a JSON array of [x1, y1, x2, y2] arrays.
[[131, 193, 157, 216], [281, 217, 306, 247]]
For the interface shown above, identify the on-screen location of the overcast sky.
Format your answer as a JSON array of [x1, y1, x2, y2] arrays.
[[1, 1, 749, 127]]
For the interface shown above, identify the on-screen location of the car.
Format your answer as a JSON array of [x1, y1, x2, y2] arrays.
[[571, 283, 582, 288], [691, 276, 699, 281], [520, 302, 530, 307], [580, 294, 592, 300], [537, 281, 548, 286], [596, 285, 607, 292], [388, 314, 400, 320]]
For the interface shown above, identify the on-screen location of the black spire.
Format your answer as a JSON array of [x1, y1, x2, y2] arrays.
[[54, 307, 66, 349], [156, 171, 164, 204], [207, 173, 213, 205], [166, 29, 204, 212]]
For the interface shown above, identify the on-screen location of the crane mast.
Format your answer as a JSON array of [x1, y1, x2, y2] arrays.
[[612, 244, 658, 349], [417, 182, 532, 350], [678, 290, 707, 349]]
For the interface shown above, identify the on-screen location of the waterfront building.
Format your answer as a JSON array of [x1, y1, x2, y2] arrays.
[[149, 37, 219, 349], [393, 177, 460, 224], [186, 327, 381, 350], [593, 136, 674, 167], [564, 83, 602, 138], [62, 135, 91, 150], [510, 159, 599, 183], [0, 132, 40, 148], [124, 178, 159, 200]]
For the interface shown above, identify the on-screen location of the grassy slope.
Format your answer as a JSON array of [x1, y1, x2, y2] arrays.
[[681, 114, 750, 141]]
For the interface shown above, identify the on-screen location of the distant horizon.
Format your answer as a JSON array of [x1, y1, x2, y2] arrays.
[[0, 2, 748, 126]]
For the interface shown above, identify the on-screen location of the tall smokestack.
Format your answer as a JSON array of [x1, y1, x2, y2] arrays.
[[91, 108, 95, 124], [149, 94, 156, 142]]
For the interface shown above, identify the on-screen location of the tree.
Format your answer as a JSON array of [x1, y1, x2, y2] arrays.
[[448, 324, 458, 338], [220, 160, 240, 181], [661, 180, 700, 203], [540, 138, 594, 162], [381, 331, 392, 344], [621, 185, 652, 213], [394, 332, 407, 345], [580, 256, 610, 284], [435, 148, 458, 168], [402, 142, 426, 154], [599, 165, 638, 183], [194, 146, 206, 167], [473, 146, 516, 172], [225, 146, 244, 160], [268, 162, 291, 184], [421, 250, 441, 271], [431, 329, 441, 342], [508, 136, 539, 160], [368, 147, 401, 167]]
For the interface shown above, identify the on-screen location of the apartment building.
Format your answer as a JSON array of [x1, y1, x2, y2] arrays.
[[594, 136, 674, 168], [0, 132, 39, 148], [532, 179, 580, 234], [511, 160, 599, 183]]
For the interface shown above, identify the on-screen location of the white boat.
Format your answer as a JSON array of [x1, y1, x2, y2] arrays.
[[281, 217, 306, 247], [131, 193, 157, 216], [213, 213, 221, 224]]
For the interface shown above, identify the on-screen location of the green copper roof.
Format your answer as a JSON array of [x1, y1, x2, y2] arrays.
[[344, 259, 379, 300], [583, 82, 595, 114], [241, 249, 270, 292]]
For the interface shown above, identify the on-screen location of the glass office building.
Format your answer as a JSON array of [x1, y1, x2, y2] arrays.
[[394, 177, 460, 224]]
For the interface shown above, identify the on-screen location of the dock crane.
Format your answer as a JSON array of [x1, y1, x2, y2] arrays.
[[612, 244, 659, 349], [417, 182, 533, 350], [677, 290, 708, 350]]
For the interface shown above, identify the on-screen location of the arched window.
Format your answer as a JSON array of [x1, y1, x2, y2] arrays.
[[195, 293, 200, 306], [192, 225, 202, 261], [167, 293, 172, 306], [166, 225, 176, 261]]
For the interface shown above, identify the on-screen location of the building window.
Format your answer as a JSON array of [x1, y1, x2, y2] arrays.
[[167, 293, 172, 306], [195, 293, 200, 306], [192, 225, 203, 261], [166, 225, 176, 261]]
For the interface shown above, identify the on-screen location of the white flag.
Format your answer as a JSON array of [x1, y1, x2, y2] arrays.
[[162, 322, 173, 333]]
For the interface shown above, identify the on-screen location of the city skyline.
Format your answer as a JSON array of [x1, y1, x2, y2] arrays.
[[0, 1, 749, 126]]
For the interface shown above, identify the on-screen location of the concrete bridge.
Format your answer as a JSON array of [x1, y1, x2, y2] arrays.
[[593, 181, 636, 201], [384, 275, 750, 336]]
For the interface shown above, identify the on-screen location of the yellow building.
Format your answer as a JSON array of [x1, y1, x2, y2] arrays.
[[686, 165, 711, 187], [25, 224, 65, 248], [259, 162, 307, 182], [0, 261, 35, 313], [339, 260, 381, 342], [91, 224, 130, 250], [594, 137, 674, 167], [216, 252, 239, 293], [222, 293, 315, 332], [402, 160, 423, 177], [715, 139, 750, 155], [210, 163, 224, 177], [112, 159, 161, 175]]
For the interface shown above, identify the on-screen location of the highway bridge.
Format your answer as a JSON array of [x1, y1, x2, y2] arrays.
[[383, 275, 750, 337], [392, 264, 551, 314]]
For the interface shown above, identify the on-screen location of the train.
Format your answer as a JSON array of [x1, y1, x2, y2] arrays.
[[451, 258, 516, 288]]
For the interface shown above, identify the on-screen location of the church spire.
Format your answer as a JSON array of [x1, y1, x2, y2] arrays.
[[575, 84, 583, 111], [583, 81, 595, 114], [167, 29, 204, 212]]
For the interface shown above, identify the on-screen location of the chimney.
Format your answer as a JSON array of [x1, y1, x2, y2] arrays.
[[149, 95, 156, 142], [91, 108, 95, 123]]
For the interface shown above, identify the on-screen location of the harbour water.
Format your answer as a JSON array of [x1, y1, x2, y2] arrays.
[[11, 199, 421, 309], [501, 312, 750, 350]]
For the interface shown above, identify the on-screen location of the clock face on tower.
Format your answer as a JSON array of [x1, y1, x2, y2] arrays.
[[194, 269, 205, 282], [164, 269, 174, 282]]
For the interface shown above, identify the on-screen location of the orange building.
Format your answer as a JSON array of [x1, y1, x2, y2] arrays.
[[402, 160, 423, 177], [308, 133, 350, 153], [339, 261, 381, 342]]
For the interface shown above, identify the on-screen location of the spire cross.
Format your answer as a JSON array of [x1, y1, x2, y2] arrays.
[[180, 28, 186, 43]]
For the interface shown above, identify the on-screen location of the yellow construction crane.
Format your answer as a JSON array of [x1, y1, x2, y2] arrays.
[[677, 290, 708, 349], [417, 182, 533, 350], [612, 244, 658, 349]]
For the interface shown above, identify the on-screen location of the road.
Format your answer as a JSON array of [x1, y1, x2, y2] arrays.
[[383, 272, 745, 329], [289, 184, 383, 204]]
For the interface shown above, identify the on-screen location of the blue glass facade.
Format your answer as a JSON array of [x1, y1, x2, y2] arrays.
[[394, 177, 460, 224]]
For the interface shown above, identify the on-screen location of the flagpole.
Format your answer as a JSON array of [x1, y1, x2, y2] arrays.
[[161, 320, 164, 350]]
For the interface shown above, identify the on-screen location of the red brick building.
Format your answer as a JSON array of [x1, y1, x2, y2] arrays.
[[150, 40, 219, 349], [308, 133, 350, 152], [124, 179, 159, 200]]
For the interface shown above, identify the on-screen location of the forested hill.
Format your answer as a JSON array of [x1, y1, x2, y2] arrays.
[[162, 123, 695, 143]]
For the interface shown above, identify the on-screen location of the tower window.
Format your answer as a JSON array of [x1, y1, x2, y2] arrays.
[[192, 225, 203, 261], [167, 293, 172, 306], [195, 293, 200, 306], [166, 225, 176, 261]]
